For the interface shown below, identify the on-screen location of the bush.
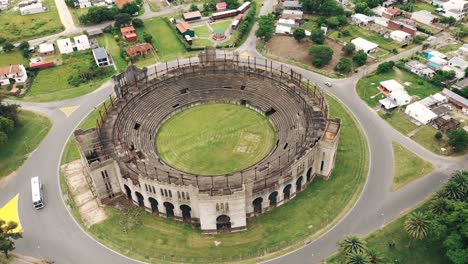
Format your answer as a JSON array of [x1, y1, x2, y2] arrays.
[[353, 50, 367, 67], [448, 129, 468, 153], [335, 57, 353, 73], [376, 61, 395, 74], [310, 28, 325, 44], [3, 42, 14, 52], [309, 45, 333, 67], [132, 18, 144, 28], [342, 42, 355, 55], [435, 132, 443, 140]]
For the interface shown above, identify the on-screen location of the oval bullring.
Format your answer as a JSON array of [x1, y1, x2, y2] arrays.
[[74, 48, 341, 234]]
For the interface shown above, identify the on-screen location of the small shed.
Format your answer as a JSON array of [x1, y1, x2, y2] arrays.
[[390, 30, 411, 43], [121, 26, 137, 41], [351, 37, 378, 54], [275, 25, 292, 34], [379, 79, 404, 94], [19, 3, 43, 15], [39, 43, 55, 56], [216, 1, 227, 11], [411, 10, 438, 25], [176, 21, 195, 37], [92, 48, 111, 67], [183, 11, 202, 21]]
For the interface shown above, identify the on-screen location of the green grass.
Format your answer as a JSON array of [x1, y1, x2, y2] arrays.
[[356, 69, 441, 108], [392, 142, 434, 190], [0, 51, 28, 67], [0, 111, 51, 178], [22, 51, 114, 102], [0, 254, 13, 264], [69, 7, 88, 26], [156, 104, 276, 175], [211, 19, 233, 32], [192, 38, 214, 48], [412, 1, 438, 12], [411, 125, 453, 155], [193, 25, 212, 38], [328, 25, 399, 51], [381, 110, 418, 135], [142, 18, 188, 61], [438, 43, 462, 53], [78, 93, 369, 263], [328, 203, 449, 264], [0, 0, 64, 42], [97, 34, 128, 72]]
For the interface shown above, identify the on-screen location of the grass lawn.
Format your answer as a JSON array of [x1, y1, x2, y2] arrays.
[[356, 69, 441, 108], [97, 34, 128, 72], [328, 25, 399, 51], [380, 110, 418, 135], [194, 25, 212, 38], [69, 93, 369, 263], [411, 126, 452, 155], [0, 0, 64, 43], [0, 111, 51, 178], [438, 43, 462, 53], [156, 104, 276, 175], [392, 142, 434, 190], [69, 7, 88, 26], [22, 51, 114, 102], [0, 51, 28, 67], [328, 204, 449, 264], [412, 1, 437, 12], [192, 39, 214, 48], [142, 18, 188, 62], [211, 19, 233, 32]]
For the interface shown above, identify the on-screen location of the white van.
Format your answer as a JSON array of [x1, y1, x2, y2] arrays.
[[31, 177, 44, 209]]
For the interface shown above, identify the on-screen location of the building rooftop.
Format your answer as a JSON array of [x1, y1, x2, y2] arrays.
[[115, 0, 132, 9], [92, 48, 108, 60], [125, 43, 153, 57], [176, 21, 193, 33], [380, 79, 404, 91], [39, 43, 54, 53], [351, 37, 379, 50], [120, 26, 135, 34], [183, 10, 201, 19]]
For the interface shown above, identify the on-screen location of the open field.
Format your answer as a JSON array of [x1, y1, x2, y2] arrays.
[[192, 38, 214, 48], [438, 43, 462, 53], [328, 204, 449, 264], [412, 1, 438, 12], [193, 25, 212, 38], [0, 0, 64, 42], [142, 18, 188, 61], [0, 51, 28, 67], [392, 142, 434, 190], [21, 51, 114, 102], [211, 19, 233, 32], [328, 25, 399, 51], [0, 111, 51, 178], [97, 34, 128, 72], [156, 104, 276, 175], [69, 93, 369, 263]]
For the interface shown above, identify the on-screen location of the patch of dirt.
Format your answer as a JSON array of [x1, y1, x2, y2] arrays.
[[265, 36, 347, 74]]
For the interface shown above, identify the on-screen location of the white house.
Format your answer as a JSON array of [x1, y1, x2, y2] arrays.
[[39, 43, 55, 56], [442, 0, 468, 13], [411, 10, 438, 25], [73, 35, 90, 51], [405, 102, 438, 125], [457, 43, 468, 57], [442, 9, 465, 20], [351, 13, 373, 26], [275, 25, 292, 34], [0, 65, 28, 86], [428, 56, 448, 69], [372, 16, 389, 27], [351, 37, 379, 54], [19, 3, 44, 15], [57, 38, 74, 54], [92, 48, 111, 67], [75, 0, 91, 8], [448, 57, 468, 70], [0, 0, 10, 11], [390, 30, 411, 43], [277, 18, 297, 28]]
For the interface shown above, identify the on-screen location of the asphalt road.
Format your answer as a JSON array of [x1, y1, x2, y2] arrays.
[[1, 1, 467, 263]]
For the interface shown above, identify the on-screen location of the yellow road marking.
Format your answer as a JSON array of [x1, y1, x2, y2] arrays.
[[0, 194, 22, 232], [59, 105, 80, 117]]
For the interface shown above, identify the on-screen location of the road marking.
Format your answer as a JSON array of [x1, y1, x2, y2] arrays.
[[59, 105, 80, 117], [0, 194, 22, 232]]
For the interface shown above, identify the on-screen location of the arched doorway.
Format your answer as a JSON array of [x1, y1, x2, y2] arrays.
[[306, 167, 312, 182], [148, 197, 158, 213], [180, 205, 192, 222], [124, 184, 132, 200], [164, 202, 175, 218], [283, 184, 291, 200], [268, 191, 278, 207], [296, 176, 303, 192], [252, 197, 263, 214], [135, 192, 144, 207], [216, 215, 231, 232]]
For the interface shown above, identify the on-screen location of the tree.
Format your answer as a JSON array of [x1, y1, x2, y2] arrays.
[[434, 131, 443, 140], [225, 0, 240, 9], [447, 129, 468, 153], [429, 197, 448, 215], [189, 3, 199, 11], [335, 57, 353, 73], [326, 16, 340, 28], [403, 212, 430, 241], [18, 41, 29, 50], [353, 50, 367, 67], [79, 6, 118, 25], [451, 170, 467, 196], [65, 0, 75, 7], [367, 248, 384, 263], [0, 219, 22, 259], [442, 180, 465, 201], [310, 28, 325, 44], [376, 61, 395, 74], [293, 28, 306, 42], [413, 35, 427, 44], [143, 33, 153, 44], [2, 42, 14, 52], [339, 235, 367, 254], [309, 45, 333, 67], [346, 251, 370, 264], [132, 18, 144, 28], [114, 13, 132, 28], [440, 16, 456, 25], [121, 2, 140, 15], [342, 42, 355, 55], [255, 14, 275, 42]]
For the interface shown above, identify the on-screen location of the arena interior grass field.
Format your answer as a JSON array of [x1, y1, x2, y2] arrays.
[[155, 103, 276, 175]]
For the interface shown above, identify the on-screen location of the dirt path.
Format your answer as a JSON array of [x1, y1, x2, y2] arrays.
[[394, 66, 404, 83]]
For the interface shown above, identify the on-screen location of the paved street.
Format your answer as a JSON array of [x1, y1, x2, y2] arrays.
[[1, 1, 467, 263]]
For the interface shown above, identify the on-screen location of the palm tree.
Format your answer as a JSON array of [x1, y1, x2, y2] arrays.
[[404, 212, 430, 241], [429, 197, 448, 215], [442, 180, 464, 201], [346, 251, 370, 264], [367, 248, 384, 263], [340, 235, 367, 255], [451, 170, 467, 196]]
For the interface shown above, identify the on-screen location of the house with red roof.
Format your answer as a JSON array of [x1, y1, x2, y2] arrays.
[[0, 65, 27, 86], [121, 26, 137, 41], [216, 1, 227, 11]]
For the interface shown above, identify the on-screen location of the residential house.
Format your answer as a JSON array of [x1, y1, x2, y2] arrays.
[[57, 38, 74, 54], [387, 20, 417, 36], [351, 13, 373, 26], [115, 0, 132, 9], [442, 88, 468, 114], [277, 18, 297, 28], [411, 10, 438, 25], [405, 60, 435, 78], [442, 9, 465, 20], [379, 79, 405, 94], [390, 30, 411, 43], [428, 56, 448, 69], [0, 0, 10, 11], [283, 0, 302, 10], [39, 43, 55, 56], [456, 43, 468, 57], [448, 57, 468, 71], [74, 0, 91, 8], [92, 48, 111, 67], [351, 37, 378, 54], [372, 16, 389, 27], [121, 26, 137, 41], [183, 11, 202, 21], [379, 89, 412, 110], [125, 43, 154, 57], [422, 49, 448, 60], [281, 10, 303, 21], [73, 35, 90, 51], [405, 102, 438, 125], [383, 8, 401, 18], [452, 78, 468, 90], [176, 21, 195, 37], [275, 25, 292, 34], [19, 3, 43, 15], [0, 65, 28, 86], [441, 65, 465, 79], [216, 1, 227, 11]]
